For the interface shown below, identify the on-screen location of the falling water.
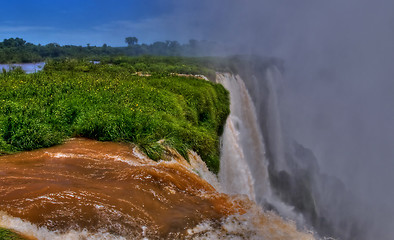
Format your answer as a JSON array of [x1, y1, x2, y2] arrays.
[[216, 73, 264, 200], [264, 67, 287, 172], [216, 71, 306, 228], [218, 57, 378, 239]]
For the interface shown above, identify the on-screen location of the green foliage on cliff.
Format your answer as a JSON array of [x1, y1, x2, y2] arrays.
[[0, 228, 26, 240], [0, 57, 229, 173]]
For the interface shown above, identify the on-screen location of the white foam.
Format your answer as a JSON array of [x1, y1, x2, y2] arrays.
[[0, 212, 128, 240], [104, 153, 141, 166], [186, 210, 315, 240], [188, 150, 222, 191], [132, 147, 151, 161]]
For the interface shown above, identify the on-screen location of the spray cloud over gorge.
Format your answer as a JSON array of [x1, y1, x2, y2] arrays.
[[169, 0, 394, 239]]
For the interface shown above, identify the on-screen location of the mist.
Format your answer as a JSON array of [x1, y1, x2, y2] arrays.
[[169, 0, 394, 239]]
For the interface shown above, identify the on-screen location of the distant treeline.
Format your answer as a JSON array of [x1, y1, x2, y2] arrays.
[[0, 37, 227, 63]]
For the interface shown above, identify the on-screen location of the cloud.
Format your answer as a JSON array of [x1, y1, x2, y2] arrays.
[[0, 25, 54, 33]]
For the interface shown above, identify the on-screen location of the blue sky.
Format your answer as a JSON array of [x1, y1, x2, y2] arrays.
[[0, 0, 189, 46]]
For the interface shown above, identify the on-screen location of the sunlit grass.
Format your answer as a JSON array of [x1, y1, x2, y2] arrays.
[[0, 58, 229, 173]]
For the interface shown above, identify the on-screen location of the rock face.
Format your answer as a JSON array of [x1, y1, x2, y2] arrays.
[[0, 138, 314, 240]]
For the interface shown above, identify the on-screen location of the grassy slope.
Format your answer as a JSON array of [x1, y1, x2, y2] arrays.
[[0, 57, 229, 173]]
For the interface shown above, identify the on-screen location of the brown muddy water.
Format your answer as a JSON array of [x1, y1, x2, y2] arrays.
[[0, 138, 314, 240]]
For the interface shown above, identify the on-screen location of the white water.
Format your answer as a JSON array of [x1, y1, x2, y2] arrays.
[[217, 72, 306, 226], [186, 196, 315, 240], [0, 212, 128, 240], [264, 67, 287, 172], [217, 73, 259, 200]]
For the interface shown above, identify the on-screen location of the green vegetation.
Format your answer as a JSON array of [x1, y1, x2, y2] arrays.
[[0, 37, 226, 63], [0, 228, 25, 240], [0, 56, 229, 173]]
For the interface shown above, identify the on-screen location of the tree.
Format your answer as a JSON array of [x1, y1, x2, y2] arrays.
[[125, 37, 138, 47], [3, 38, 26, 47], [167, 41, 181, 56]]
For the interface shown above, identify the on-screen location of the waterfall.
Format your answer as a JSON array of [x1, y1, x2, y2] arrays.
[[264, 67, 287, 172], [217, 56, 378, 240], [216, 73, 267, 201], [216, 71, 304, 225]]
